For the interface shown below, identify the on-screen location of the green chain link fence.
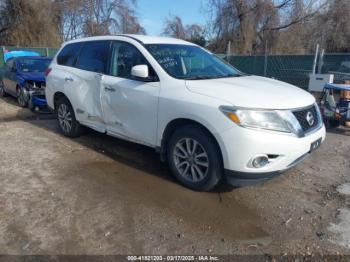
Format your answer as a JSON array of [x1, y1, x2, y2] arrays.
[[226, 55, 315, 89], [320, 53, 350, 83], [1, 46, 349, 90], [225, 54, 350, 89]]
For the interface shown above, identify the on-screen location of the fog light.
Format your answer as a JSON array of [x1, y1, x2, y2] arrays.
[[252, 156, 269, 168]]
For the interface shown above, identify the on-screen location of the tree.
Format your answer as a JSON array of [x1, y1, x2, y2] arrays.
[[273, 0, 350, 54], [0, 0, 19, 37], [0, 0, 145, 45], [115, 4, 146, 34], [322, 0, 350, 52], [162, 16, 186, 39], [0, 0, 61, 46], [207, 0, 327, 54], [162, 15, 206, 46], [55, 0, 145, 41], [186, 24, 206, 46], [54, 0, 85, 41], [274, 0, 308, 54]]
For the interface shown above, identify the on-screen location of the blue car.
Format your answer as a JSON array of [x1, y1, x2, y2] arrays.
[[4, 50, 40, 62], [0, 56, 52, 112]]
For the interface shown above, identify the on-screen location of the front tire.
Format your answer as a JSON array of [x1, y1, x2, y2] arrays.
[[17, 87, 28, 107], [28, 97, 34, 111], [56, 97, 82, 137], [167, 125, 223, 191]]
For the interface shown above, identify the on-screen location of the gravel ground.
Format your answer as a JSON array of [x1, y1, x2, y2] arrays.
[[0, 96, 349, 256]]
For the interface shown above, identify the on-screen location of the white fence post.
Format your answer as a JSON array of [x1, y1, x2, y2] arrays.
[[317, 49, 325, 74], [312, 44, 319, 75]]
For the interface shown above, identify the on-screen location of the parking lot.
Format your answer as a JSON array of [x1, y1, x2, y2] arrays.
[[0, 96, 349, 255]]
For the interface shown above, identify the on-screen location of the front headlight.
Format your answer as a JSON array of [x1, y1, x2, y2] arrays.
[[220, 106, 296, 133]]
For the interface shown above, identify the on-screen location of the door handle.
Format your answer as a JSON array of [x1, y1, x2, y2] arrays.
[[65, 76, 74, 82], [104, 86, 116, 92]]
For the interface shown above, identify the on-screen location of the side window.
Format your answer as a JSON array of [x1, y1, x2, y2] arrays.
[[110, 41, 158, 81], [57, 43, 82, 66], [75, 41, 110, 73], [5, 59, 14, 71]]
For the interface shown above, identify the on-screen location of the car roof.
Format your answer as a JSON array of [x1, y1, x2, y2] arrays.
[[64, 34, 196, 46], [4, 50, 41, 62], [15, 56, 52, 60]]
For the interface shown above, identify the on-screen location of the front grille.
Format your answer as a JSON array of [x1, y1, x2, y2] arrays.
[[33, 94, 46, 99], [27, 81, 46, 89], [293, 105, 320, 133]]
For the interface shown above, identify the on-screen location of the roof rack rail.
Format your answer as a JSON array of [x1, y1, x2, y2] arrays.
[[113, 34, 144, 45]]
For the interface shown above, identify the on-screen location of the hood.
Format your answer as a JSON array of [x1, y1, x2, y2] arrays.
[[17, 72, 45, 82], [186, 75, 315, 109]]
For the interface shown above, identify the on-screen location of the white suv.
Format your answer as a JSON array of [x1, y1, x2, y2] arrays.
[[45, 35, 326, 191]]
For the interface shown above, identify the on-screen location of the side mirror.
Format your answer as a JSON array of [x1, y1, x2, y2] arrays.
[[131, 65, 149, 79], [11, 67, 17, 73]]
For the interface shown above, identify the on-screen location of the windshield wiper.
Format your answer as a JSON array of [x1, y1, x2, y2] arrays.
[[182, 73, 247, 80], [216, 74, 244, 78], [183, 75, 214, 80]]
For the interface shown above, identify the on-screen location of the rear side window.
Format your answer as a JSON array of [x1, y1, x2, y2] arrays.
[[57, 43, 82, 66], [75, 41, 110, 73]]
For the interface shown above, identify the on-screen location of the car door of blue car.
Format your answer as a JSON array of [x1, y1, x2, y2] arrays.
[[3, 58, 17, 96]]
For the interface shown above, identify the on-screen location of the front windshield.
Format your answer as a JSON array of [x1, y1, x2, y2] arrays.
[[17, 58, 51, 73], [145, 44, 241, 80]]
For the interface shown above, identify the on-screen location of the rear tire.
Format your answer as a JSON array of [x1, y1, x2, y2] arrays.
[[167, 124, 223, 191], [0, 80, 6, 97], [56, 97, 82, 137]]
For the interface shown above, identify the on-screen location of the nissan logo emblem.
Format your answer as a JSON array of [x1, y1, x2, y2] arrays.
[[306, 111, 315, 126]]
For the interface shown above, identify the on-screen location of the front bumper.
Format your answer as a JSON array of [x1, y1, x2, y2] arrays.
[[217, 124, 326, 186], [31, 93, 47, 106], [23, 89, 49, 113], [23, 89, 47, 104], [225, 152, 309, 186]]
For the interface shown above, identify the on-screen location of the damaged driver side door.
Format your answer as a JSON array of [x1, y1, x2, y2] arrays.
[[68, 40, 111, 133], [101, 41, 160, 147]]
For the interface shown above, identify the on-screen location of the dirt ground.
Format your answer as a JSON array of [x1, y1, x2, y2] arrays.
[[0, 96, 349, 256]]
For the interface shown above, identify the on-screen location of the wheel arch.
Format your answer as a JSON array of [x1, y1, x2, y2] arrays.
[[17, 79, 31, 93], [15, 83, 22, 93], [53, 92, 69, 110], [159, 118, 224, 166]]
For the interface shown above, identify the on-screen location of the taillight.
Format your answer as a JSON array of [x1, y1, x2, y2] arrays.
[[44, 68, 52, 77]]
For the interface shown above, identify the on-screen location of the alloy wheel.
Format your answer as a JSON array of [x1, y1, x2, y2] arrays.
[[57, 103, 72, 133], [173, 138, 209, 182]]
